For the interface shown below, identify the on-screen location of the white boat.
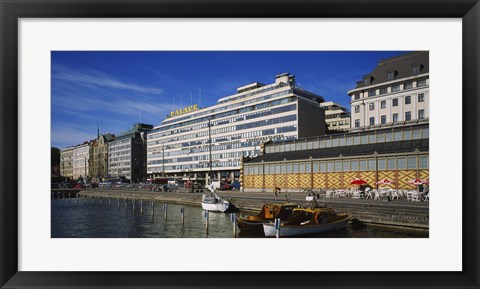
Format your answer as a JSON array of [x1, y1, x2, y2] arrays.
[[201, 192, 230, 212], [263, 207, 350, 237]]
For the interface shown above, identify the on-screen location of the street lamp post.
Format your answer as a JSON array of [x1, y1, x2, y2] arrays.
[[208, 119, 213, 184], [162, 144, 165, 177]]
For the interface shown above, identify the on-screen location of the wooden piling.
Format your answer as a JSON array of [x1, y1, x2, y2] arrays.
[[181, 206, 184, 226], [133, 199, 135, 213], [163, 203, 168, 221], [140, 200, 143, 215], [275, 218, 281, 238], [231, 213, 237, 237], [204, 210, 209, 235], [124, 198, 127, 210], [151, 202, 155, 219]]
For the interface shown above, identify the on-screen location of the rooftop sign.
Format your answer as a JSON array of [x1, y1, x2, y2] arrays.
[[169, 104, 199, 117]]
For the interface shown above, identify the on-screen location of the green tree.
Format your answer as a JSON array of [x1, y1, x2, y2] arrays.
[[51, 147, 60, 175]]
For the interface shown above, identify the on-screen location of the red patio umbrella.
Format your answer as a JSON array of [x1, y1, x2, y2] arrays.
[[377, 179, 394, 185], [408, 179, 426, 185], [351, 178, 367, 185], [407, 179, 428, 192]]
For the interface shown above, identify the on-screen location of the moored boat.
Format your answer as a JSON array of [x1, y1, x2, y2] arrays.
[[237, 203, 299, 232], [263, 207, 350, 237], [201, 192, 238, 213]]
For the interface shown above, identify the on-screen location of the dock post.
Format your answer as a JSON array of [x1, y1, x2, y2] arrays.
[[100, 196, 102, 205], [84, 195, 87, 203], [163, 203, 168, 221], [124, 198, 127, 210], [275, 218, 281, 238], [151, 202, 155, 219], [133, 199, 135, 213], [109, 198, 111, 207], [231, 213, 237, 237], [92, 195, 94, 204], [204, 210, 209, 235], [118, 197, 120, 208], [140, 200, 143, 215], [63, 193, 65, 201], [181, 206, 184, 226]]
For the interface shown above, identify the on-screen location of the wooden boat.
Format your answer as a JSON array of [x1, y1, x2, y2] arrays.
[[262, 207, 350, 237], [237, 203, 299, 232]]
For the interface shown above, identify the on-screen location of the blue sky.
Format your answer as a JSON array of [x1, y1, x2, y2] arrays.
[[51, 51, 406, 149]]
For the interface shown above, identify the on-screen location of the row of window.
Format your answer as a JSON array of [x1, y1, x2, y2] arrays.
[[355, 79, 427, 99], [149, 160, 242, 172], [354, 93, 425, 113], [148, 114, 297, 150], [147, 101, 296, 145], [354, 110, 425, 127], [244, 155, 429, 175], [265, 126, 428, 154], [154, 89, 292, 133]]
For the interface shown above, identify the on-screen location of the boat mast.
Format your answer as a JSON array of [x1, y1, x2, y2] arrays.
[[208, 118, 213, 184]]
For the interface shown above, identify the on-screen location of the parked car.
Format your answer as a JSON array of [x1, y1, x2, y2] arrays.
[[230, 181, 241, 190], [75, 183, 86, 189]]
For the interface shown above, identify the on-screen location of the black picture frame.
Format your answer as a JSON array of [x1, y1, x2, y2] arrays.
[[1, 0, 479, 288]]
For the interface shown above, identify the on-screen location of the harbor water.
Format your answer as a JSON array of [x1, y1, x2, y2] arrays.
[[51, 198, 427, 238]]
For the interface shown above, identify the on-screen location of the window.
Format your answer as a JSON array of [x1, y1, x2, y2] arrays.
[[378, 159, 386, 170], [342, 161, 350, 172], [397, 158, 406, 170], [405, 111, 411, 121], [387, 71, 395, 80], [369, 103, 375, 110], [354, 105, 360, 113], [418, 109, 425, 119], [393, 113, 398, 123], [364, 78, 371, 85], [368, 90, 376, 97], [387, 158, 396, 170], [419, 156, 429, 169], [407, 157, 417, 169], [381, 115, 386, 124], [368, 159, 376, 171], [404, 82, 413, 89], [350, 160, 358, 171], [417, 80, 426, 87], [405, 95, 411, 105], [355, 119, 360, 128], [392, 98, 398, 107], [369, 117, 375, 126], [380, 87, 388, 95], [381, 100, 386, 109], [412, 65, 421, 75], [391, 85, 400, 92], [354, 93, 360, 100], [359, 160, 367, 171], [418, 93, 425, 102]]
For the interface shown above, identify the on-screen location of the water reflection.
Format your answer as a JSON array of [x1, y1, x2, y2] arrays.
[[51, 199, 427, 238]]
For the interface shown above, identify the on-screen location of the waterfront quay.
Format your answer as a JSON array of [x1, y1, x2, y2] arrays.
[[70, 188, 428, 231]]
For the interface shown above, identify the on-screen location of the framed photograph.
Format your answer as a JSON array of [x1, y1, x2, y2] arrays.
[[1, 0, 478, 288]]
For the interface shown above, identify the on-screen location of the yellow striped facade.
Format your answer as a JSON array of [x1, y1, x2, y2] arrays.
[[242, 169, 429, 190]]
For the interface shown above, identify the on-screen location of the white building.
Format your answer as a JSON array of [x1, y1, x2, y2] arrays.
[[72, 142, 93, 179], [348, 51, 429, 131], [60, 146, 74, 178], [146, 73, 326, 183], [320, 101, 351, 132]]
